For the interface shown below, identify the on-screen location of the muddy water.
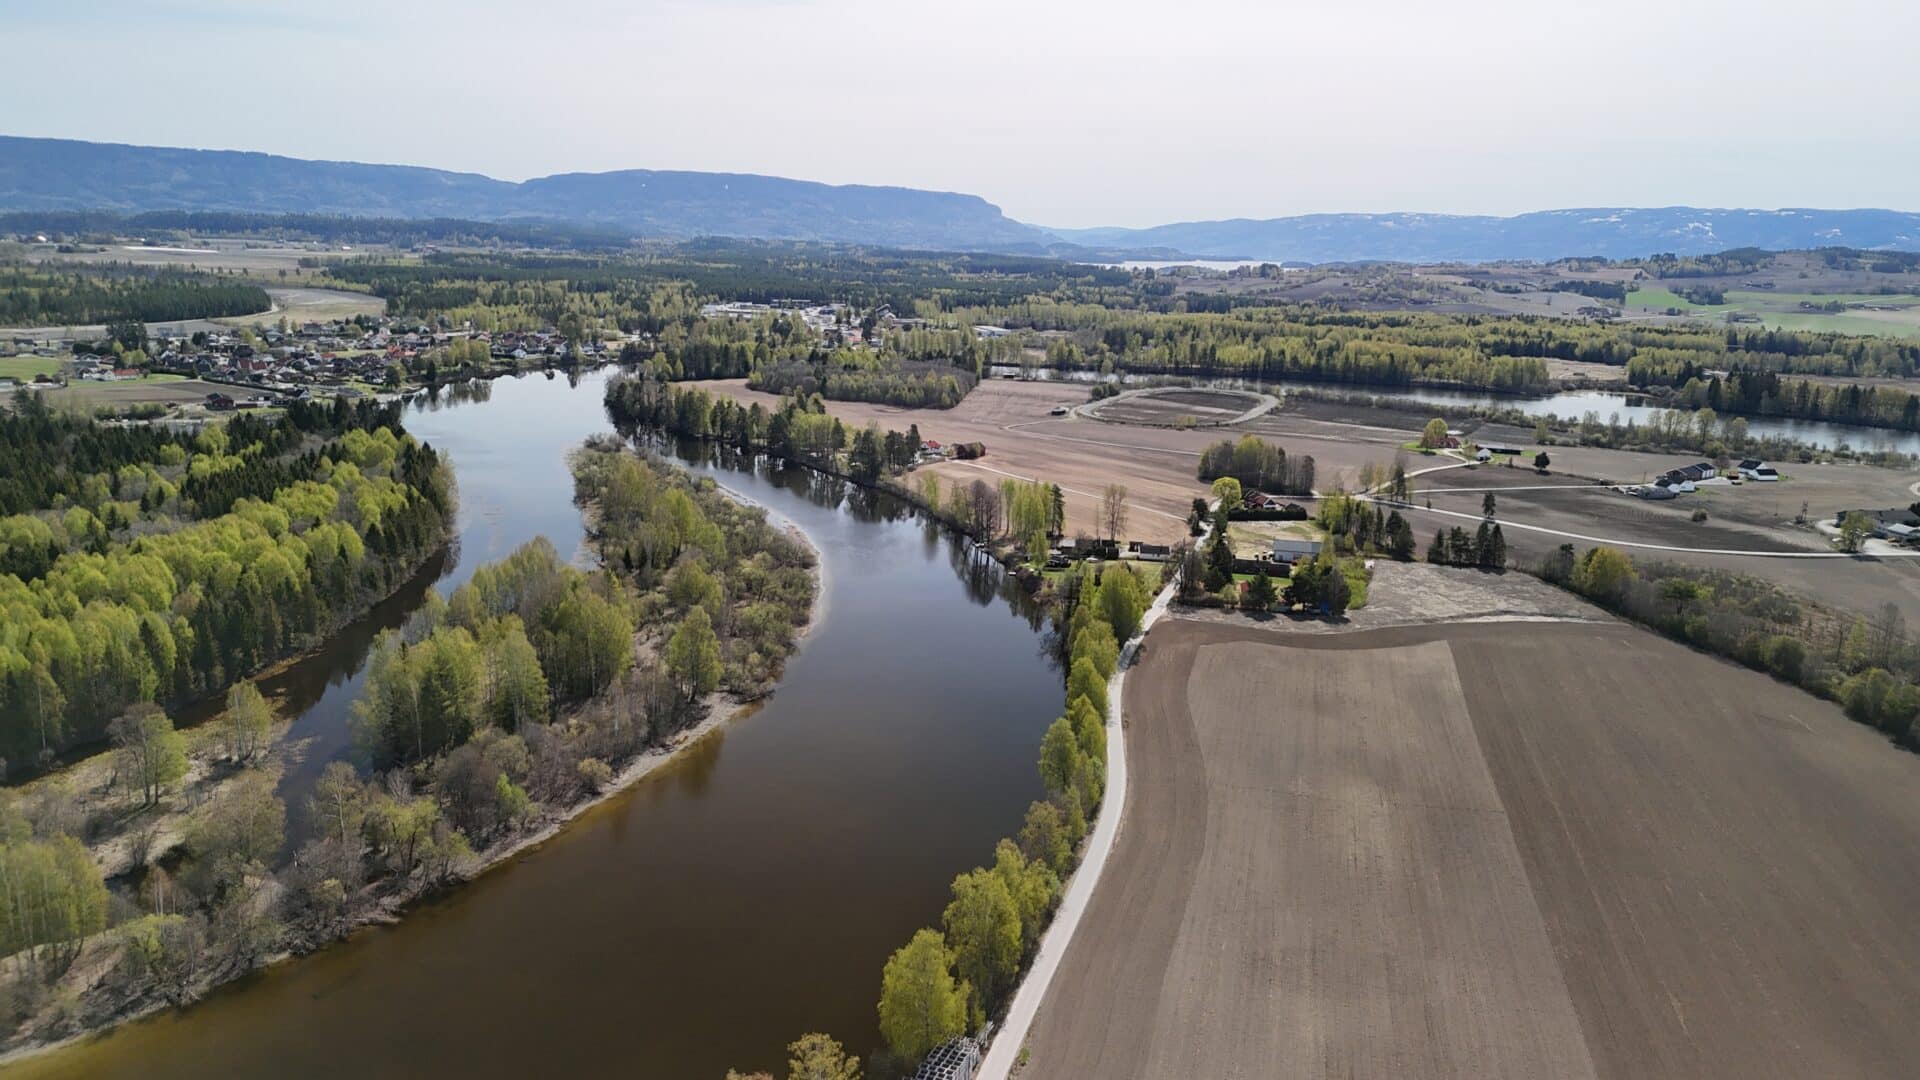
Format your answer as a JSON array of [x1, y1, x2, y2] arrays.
[[19, 370, 1062, 1078]]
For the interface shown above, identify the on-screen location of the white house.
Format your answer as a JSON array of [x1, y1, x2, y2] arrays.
[[1738, 458, 1779, 481]]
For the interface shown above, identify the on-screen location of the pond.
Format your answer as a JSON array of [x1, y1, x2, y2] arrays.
[[21, 368, 1064, 1079]]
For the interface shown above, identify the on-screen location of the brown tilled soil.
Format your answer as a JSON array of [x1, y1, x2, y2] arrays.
[[687, 378, 1217, 544], [686, 378, 1920, 624], [1084, 388, 1266, 426], [1020, 616, 1920, 1080]]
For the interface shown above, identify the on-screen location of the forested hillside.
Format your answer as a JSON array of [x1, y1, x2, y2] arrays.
[[0, 136, 1048, 251]]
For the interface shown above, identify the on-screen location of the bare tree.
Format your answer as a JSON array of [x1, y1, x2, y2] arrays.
[[967, 479, 1001, 538], [1101, 484, 1129, 543], [1866, 602, 1908, 671]]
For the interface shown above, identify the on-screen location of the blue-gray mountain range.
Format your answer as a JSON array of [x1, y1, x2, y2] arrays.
[[4, 135, 1917, 262]]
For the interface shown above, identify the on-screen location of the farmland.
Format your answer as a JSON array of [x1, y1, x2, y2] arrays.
[[1020, 615, 1920, 1079], [1623, 286, 1920, 339], [0, 355, 59, 381]]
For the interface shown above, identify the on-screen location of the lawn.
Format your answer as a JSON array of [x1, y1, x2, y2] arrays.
[[1039, 558, 1165, 593], [1226, 519, 1325, 551], [1231, 555, 1369, 610]]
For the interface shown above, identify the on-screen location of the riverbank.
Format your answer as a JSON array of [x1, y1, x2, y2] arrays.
[[977, 545, 1179, 1078], [452, 495, 826, 891], [0, 675, 799, 1068], [0, 446, 824, 1067]]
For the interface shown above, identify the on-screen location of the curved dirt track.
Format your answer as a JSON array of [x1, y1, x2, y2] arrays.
[[1020, 615, 1920, 1079]]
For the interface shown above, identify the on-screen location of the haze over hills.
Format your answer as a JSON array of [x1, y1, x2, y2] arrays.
[[4, 135, 1919, 263], [1046, 209, 1920, 263]]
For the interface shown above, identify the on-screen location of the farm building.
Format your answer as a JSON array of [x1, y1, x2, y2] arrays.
[[1271, 538, 1324, 565], [1739, 459, 1779, 481], [1662, 462, 1719, 484]]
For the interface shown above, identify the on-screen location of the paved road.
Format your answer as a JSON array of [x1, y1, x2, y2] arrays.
[[975, 520, 1189, 1079]]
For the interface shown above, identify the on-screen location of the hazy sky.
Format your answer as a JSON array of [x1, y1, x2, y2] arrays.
[[8, 0, 1917, 227]]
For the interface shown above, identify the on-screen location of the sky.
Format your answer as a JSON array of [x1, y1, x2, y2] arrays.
[[6, 0, 1918, 228]]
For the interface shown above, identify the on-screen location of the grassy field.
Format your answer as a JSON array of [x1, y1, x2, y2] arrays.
[[1625, 286, 1920, 339], [0, 356, 60, 381], [219, 286, 385, 328], [40, 374, 216, 409], [1226, 518, 1322, 550], [1024, 616, 1920, 1079]]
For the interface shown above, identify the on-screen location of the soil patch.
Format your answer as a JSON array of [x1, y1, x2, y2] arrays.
[[1022, 616, 1920, 1079]]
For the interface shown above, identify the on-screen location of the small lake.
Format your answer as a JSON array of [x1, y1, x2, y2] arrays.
[[22, 369, 1064, 1079]]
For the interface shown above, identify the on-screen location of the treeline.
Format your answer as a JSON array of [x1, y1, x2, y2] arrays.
[[1624, 249, 1774, 279], [1557, 279, 1629, 304], [1627, 366, 1920, 434], [329, 261, 702, 336], [991, 307, 1555, 391], [1616, 325, 1920, 383], [0, 264, 268, 325], [607, 376, 925, 478], [964, 298, 1920, 388], [0, 398, 453, 768], [851, 562, 1149, 1073], [1197, 434, 1315, 496], [749, 356, 975, 409], [1817, 247, 1920, 275], [328, 244, 1129, 331], [1, 210, 637, 251], [1535, 546, 1920, 753]]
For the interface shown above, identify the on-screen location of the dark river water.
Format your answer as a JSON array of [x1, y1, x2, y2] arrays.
[[17, 369, 1061, 1078]]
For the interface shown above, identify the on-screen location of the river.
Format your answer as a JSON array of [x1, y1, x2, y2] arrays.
[[18, 368, 1064, 1078]]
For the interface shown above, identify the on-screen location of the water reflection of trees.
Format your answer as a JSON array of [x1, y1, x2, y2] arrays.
[[410, 376, 495, 414], [643, 429, 1051, 633]]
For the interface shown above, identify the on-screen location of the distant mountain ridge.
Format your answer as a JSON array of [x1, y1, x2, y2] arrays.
[[3, 135, 1918, 262], [0, 135, 1048, 251], [1048, 208, 1920, 263]]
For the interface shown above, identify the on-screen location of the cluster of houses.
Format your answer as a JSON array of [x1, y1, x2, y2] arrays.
[[699, 300, 871, 346], [1626, 458, 1778, 500], [18, 318, 612, 398]]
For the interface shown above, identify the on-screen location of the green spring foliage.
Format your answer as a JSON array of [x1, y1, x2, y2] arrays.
[[0, 396, 453, 768]]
